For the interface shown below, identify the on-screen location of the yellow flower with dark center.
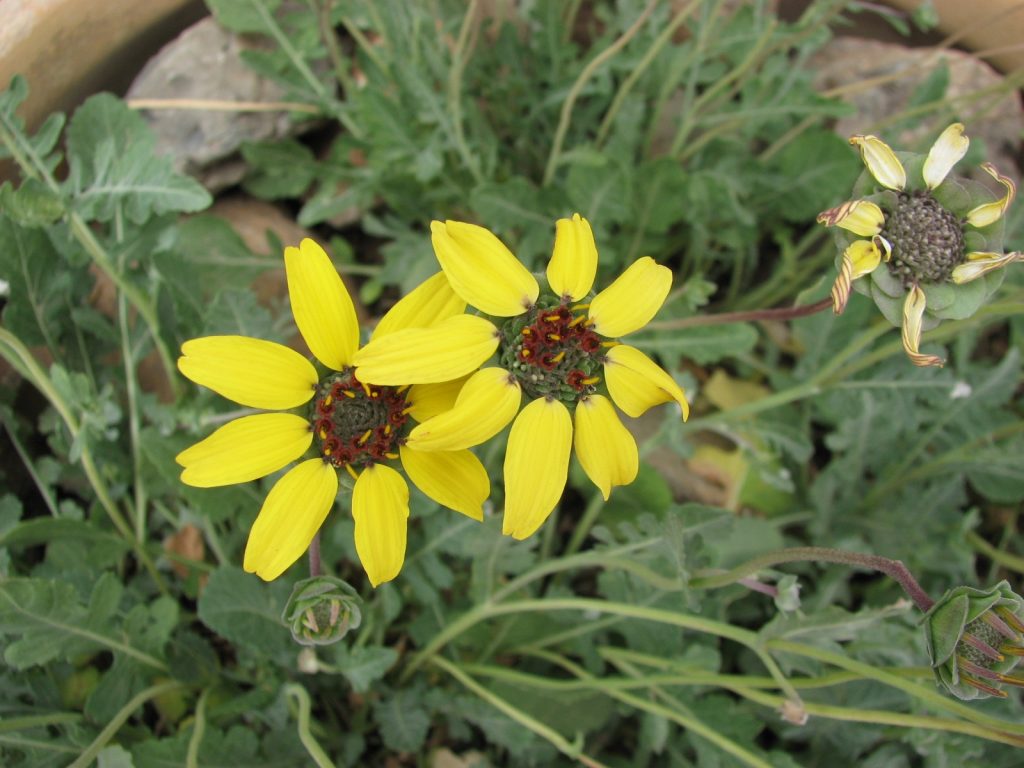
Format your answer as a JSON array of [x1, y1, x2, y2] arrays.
[[176, 239, 488, 586], [353, 215, 689, 540], [817, 123, 1020, 367]]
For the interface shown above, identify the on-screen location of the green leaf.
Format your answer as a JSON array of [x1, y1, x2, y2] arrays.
[[0, 179, 64, 227], [0, 76, 65, 171], [98, 745, 136, 768], [205, 0, 284, 34], [331, 645, 398, 693], [241, 139, 317, 200], [64, 93, 211, 223], [373, 689, 431, 753], [765, 129, 861, 221], [630, 322, 759, 364], [197, 567, 293, 658]]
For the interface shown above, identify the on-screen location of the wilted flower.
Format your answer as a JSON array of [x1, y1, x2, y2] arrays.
[[353, 215, 688, 540], [817, 123, 1020, 367], [922, 581, 1024, 700]]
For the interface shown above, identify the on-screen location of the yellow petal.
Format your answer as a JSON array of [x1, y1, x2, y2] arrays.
[[407, 376, 471, 422], [831, 238, 885, 315], [243, 459, 337, 581], [431, 220, 539, 316], [178, 336, 317, 410], [588, 257, 672, 338], [966, 163, 1017, 228], [604, 344, 690, 420], [815, 200, 884, 237], [952, 251, 1023, 284], [400, 445, 488, 521], [406, 367, 521, 451], [352, 464, 409, 587], [354, 314, 499, 385], [901, 285, 944, 368], [285, 239, 359, 370], [546, 213, 597, 301], [371, 272, 466, 341], [502, 398, 572, 540], [850, 133, 906, 191], [573, 395, 638, 500], [923, 123, 969, 190], [177, 413, 312, 488]]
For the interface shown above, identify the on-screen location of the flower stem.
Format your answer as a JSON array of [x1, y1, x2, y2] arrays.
[[308, 532, 322, 577], [690, 546, 934, 612], [647, 296, 833, 331]]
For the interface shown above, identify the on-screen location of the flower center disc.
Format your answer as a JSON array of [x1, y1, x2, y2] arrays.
[[311, 369, 410, 469], [500, 298, 605, 403], [882, 191, 965, 287]]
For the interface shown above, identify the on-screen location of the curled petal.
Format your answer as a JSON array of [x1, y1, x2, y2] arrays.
[[400, 445, 488, 521], [830, 238, 884, 315], [966, 163, 1017, 228], [546, 213, 597, 301], [850, 133, 906, 191], [371, 272, 466, 340], [952, 252, 1023, 284], [604, 344, 689, 420], [431, 220, 539, 316], [285, 239, 359, 370], [177, 413, 312, 488], [574, 395, 638, 500], [503, 398, 572, 540], [407, 376, 470, 422], [243, 459, 337, 581], [924, 123, 969, 190], [178, 336, 317, 410], [816, 200, 885, 237], [589, 257, 672, 338], [901, 285, 945, 368], [407, 367, 521, 451], [352, 464, 409, 587], [354, 314, 499, 385]]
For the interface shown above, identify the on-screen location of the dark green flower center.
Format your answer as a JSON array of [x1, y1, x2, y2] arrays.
[[499, 296, 606, 404], [881, 191, 965, 287], [310, 369, 410, 469]]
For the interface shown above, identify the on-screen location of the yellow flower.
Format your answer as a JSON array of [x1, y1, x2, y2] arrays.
[[817, 123, 1020, 368], [353, 215, 689, 540], [176, 239, 488, 586]]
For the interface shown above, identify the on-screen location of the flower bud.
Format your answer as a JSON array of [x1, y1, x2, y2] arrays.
[[922, 581, 1024, 700], [282, 575, 362, 646]]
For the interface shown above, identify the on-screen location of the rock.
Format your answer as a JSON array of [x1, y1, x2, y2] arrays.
[[809, 38, 1023, 175], [126, 17, 295, 191]]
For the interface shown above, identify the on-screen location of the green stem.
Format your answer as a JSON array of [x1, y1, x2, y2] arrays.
[[561, 491, 605, 558], [3, 420, 60, 516], [67, 681, 184, 768], [0, 712, 82, 734], [284, 684, 336, 768], [447, 0, 484, 183], [429, 656, 611, 768], [966, 530, 1024, 575], [185, 688, 209, 768], [542, 0, 659, 186], [118, 288, 147, 543], [689, 546, 934, 611]]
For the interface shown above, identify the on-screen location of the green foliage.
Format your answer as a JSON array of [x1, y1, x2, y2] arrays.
[[1, 1, 1023, 766]]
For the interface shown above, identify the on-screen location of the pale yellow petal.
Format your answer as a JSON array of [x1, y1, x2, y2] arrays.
[[407, 367, 521, 451], [285, 238, 359, 370], [502, 398, 572, 540], [178, 336, 317, 410], [352, 464, 409, 587], [243, 459, 337, 581], [952, 251, 1023, 284], [923, 123, 969, 190], [400, 445, 488, 521], [573, 395, 638, 500], [407, 376, 471, 422], [604, 344, 690, 420], [371, 272, 466, 340], [901, 285, 944, 368], [546, 213, 597, 301], [815, 200, 884, 237], [354, 314, 499, 385], [831, 238, 884, 315], [850, 133, 906, 191], [431, 220, 539, 316], [588, 257, 672, 338], [966, 163, 1017, 228], [177, 413, 312, 488]]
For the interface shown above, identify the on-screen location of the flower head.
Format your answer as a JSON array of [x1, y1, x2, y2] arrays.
[[282, 575, 361, 646], [353, 215, 689, 540], [176, 239, 488, 586], [817, 123, 1020, 367], [922, 581, 1024, 700]]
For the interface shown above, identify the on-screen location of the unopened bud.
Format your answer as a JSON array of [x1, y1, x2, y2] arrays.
[[282, 575, 362, 646]]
